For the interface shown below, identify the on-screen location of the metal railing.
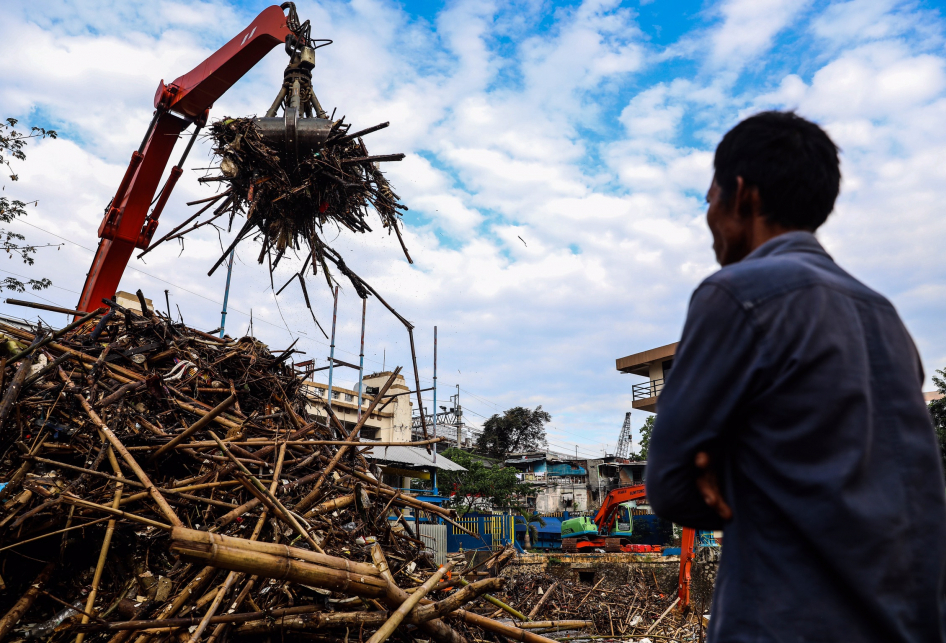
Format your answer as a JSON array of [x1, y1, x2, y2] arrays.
[[632, 378, 663, 400]]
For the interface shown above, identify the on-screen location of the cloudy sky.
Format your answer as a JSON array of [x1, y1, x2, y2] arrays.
[[1, 0, 944, 458]]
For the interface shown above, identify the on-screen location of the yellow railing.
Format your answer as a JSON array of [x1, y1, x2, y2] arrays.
[[449, 515, 515, 549]]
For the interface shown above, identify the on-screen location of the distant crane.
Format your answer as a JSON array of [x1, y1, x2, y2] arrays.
[[615, 412, 633, 459]]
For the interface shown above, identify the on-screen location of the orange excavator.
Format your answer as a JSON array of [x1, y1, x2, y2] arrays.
[[561, 484, 699, 608]]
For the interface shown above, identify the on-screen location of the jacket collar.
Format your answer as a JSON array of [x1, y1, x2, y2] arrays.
[[743, 231, 831, 262]]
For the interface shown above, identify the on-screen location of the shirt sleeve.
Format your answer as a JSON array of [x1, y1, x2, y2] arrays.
[[646, 281, 761, 530]]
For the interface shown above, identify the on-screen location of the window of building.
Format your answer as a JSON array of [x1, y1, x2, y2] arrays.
[[332, 391, 339, 400], [345, 394, 354, 402], [313, 388, 323, 397]]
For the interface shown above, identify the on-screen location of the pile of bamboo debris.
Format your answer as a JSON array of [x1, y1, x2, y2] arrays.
[[496, 566, 711, 642], [0, 298, 559, 643]]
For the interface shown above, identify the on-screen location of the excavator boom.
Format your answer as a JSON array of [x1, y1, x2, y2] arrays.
[[593, 483, 647, 531], [560, 482, 698, 610], [76, 5, 296, 313]]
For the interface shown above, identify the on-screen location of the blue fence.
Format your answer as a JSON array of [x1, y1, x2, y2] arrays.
[[446, 513, 516, 552]]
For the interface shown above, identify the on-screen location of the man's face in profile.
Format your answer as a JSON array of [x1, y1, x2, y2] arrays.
[[705, 177, 752, 267]]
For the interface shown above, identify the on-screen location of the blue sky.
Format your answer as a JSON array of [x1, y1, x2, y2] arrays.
[[1, 0, 945, 459]]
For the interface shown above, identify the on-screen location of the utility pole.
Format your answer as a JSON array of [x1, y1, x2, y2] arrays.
[[356, 298, 366, 422], [219, 248, 235, 338], [326, 286, 339, 421]]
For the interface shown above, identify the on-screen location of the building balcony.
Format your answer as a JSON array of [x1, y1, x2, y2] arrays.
[[618, 343, 677, 413], [631, 378, 663, 412]]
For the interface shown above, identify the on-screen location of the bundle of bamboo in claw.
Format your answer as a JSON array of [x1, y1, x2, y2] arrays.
[[137, 114, 411, 338], [0, 298, 532, 643]]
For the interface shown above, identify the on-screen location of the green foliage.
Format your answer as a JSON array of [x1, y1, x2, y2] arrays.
[[515, 509, 546, 549], [439, 447, 538, 514], [0, 118, 58, 292], [629, 415, 655, 461], [475, 405, 550, 459], [929, 369, 946, 482]]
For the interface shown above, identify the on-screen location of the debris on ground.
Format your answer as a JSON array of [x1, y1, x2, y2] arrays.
[[0, 299, 552, 643], [491, 563, 709, 642]]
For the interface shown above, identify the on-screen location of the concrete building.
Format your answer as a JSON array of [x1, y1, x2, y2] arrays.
[[586, 457, 647, 506], [505, 451, 590, 513], [302, 371, 413, 442], [115, 290, 153, 315], [616, 342, 678, 413]]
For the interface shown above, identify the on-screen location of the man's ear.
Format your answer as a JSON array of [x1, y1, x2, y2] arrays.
[[734, 177, 762, 219]]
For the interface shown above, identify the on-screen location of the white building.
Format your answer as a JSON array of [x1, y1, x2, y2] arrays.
[[302, 370, 413, 442]]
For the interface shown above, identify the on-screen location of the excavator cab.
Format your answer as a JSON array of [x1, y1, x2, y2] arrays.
[[609, 501, 636, 538]]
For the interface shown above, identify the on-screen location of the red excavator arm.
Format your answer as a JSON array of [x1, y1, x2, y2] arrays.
[[595, 484, 699, 611], [76, 4, 297, 312], [593, 484, 648, 533]]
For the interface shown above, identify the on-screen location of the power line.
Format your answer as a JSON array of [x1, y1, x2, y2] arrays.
[[459, 387, 504, 412]]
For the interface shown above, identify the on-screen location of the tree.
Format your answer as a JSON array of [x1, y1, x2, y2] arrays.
[[929, 369, 946, 482], [475, 406, 550, 459], [629, 415, 655, 461], [0, 118, 57, 293], [515, 509, 546, 550], [438, 448, 537, 514]]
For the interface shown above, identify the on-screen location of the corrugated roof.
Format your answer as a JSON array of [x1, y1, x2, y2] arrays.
[[505, 456, 546, 465], [361, 444, 467, 471]]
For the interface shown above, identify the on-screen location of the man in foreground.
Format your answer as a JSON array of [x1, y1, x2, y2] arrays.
[[647, 111, 946, 642]]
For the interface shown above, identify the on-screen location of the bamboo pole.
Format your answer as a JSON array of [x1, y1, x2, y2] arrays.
[[458, 577, 529, 621], [205, 575, 257, 643], [172, 398, 243, 432], [645, 597, 680, 635], [170, 528, 381, 579], [185, 570, 240, 643], [370, 544, 468, 643], [185, 444, 284, 643], [527, 581, 559, 620], [451, 610, 560, 643], [61, 494, 173, 530], [304, 493, 355, 517], [7, 307, 105, 362], [0, 517, 111, 553], [519, 621, 592, 630], [367, 561, 455, 643], [74, 604, 321, 633], [150, 394, 236, 459], [0, 324, 148, 383], [295, 367, 402, 512], [130, 566, 217, 643], [0, 562, 55, 639], [0, 353, 34, 430], [208, 431, 324, 553], [170, 538, 390, 598], [75, 447, 123, 643], [72, 387, 182, 527], [141, 437, 446, 449], [234, 578, 503, 634]]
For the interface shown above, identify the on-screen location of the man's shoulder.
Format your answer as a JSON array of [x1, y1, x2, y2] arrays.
[[698, 243, 889, 311]]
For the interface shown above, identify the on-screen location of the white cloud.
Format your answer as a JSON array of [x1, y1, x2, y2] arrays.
[[709, 0, 811, 69]]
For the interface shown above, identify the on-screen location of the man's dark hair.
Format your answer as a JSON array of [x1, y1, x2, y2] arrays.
[[714, 111, 841, 231]]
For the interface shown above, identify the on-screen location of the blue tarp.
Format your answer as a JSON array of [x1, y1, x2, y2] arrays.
[[546, 462, 587, 476], [512, 514, 673, 549], [514, 515, 565, 550]]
